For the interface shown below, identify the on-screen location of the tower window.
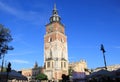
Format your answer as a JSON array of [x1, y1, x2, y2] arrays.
[[53, 17, 56, 21], [50, 38, 52, 42], [47, 62, 50, 68], [48, 37, 52, 42], [54, 12, 57, 14]]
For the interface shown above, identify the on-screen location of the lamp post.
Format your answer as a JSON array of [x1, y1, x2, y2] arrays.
[[100, 44, 107, 70], [6, 62, 11, 82]]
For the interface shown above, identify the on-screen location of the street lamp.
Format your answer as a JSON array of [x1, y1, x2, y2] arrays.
[[6, 62, 11, 82], [100, 44, 107, 70]]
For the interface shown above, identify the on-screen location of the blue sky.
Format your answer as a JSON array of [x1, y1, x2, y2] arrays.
[[0, 0, 120, 70]]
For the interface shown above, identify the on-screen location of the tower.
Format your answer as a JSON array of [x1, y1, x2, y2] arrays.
[[44, 4, 68, 80]]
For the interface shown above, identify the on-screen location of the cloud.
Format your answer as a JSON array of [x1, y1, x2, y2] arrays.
[[12, 34, 39, 49], [8, 51, 36, 56], [0, 1, 48, 25], [69, 45, 97, 49], [12, 34, 31, 47], [0, 1, 18, 15], [10, 59, 29, 64]]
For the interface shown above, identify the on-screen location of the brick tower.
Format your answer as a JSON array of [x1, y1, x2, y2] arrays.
[[44, 4, 68, 81]]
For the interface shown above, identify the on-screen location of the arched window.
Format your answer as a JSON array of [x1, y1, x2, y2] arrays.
[[48, 37, 52, 42], [47, 62, 50, 68], [50, 37, 52, 42]]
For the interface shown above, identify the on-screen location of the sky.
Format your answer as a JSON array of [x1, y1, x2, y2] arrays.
[[0, 0, 120, 70]]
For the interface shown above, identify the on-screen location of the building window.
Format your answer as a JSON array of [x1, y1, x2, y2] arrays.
[[53, 17, 56, 21], [48, 37, 50, 42], [48, 37, 52, 42], [50, 37, 52, 42], [47, 62, 50, 68]]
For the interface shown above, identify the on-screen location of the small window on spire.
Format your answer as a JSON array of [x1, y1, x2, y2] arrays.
[[52, 17, 54, 21], [54, 12, 57, 14]]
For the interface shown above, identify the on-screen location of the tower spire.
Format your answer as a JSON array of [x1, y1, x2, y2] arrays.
[[54, 3, 57, 10], [49, 4, 61, 23]]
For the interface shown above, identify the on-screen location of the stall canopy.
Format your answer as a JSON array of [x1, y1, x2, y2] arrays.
[[89, 69, 115, 78], [0, 70, 27, 80]]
